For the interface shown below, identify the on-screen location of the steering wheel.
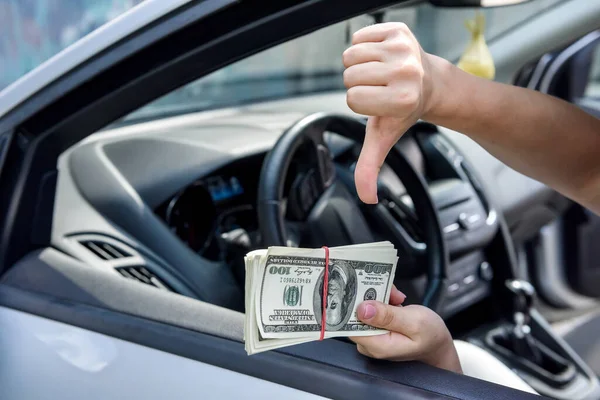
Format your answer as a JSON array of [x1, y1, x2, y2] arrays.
[[257, 112, 448, 312]]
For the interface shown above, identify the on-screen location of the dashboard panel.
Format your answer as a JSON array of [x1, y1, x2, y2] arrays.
[[52, 91, 566, 312], [152, 131, 425, 262], [142, 122, 499, 319]]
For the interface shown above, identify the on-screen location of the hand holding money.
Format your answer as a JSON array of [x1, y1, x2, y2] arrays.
[[244, 241, 398, 355]]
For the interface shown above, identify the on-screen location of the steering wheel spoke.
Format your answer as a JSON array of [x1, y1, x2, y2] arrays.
[[371, 202, 426, 255], [311, 133, 336, 190], [367, 185, 427, 256], [287, 168, 322, 221]]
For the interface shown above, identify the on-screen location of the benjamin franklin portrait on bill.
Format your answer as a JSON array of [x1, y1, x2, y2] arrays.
[[312, 259, 357, 331]]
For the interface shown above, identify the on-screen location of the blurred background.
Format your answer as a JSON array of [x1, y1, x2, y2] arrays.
[[0, 0, 144, 90]]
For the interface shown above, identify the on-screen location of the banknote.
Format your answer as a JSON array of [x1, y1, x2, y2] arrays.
[[244, 242, 398, 355]]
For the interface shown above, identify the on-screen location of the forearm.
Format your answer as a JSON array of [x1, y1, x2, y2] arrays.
[[424, 54, 600, 214]]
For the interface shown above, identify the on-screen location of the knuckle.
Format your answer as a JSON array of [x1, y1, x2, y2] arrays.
[[343, 68, 352, 87], [346, 87, 361, 110], [385, 38, 409, 53], [394, 22, 409, 33], [402, 61, 424, 79], [342, 48, 354, 67], [386, 22, 410, 38], [393, 89, 419, 110], [388, 61, 423, 87]]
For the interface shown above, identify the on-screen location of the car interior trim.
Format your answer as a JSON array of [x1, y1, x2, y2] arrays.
[[532, 220, 597, 309], [539, 30, 600, 94]]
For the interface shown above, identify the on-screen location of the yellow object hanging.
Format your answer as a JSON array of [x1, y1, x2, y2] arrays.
[[457, 12, 496, 80]]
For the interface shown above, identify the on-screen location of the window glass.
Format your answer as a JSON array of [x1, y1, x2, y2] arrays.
[[0, 0, 144, 91]]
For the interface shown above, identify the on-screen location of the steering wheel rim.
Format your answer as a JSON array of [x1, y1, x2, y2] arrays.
[[257, 112, 448, 312]]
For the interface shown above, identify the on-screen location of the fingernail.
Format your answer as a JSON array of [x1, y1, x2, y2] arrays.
[[361, 303, 376, 319]]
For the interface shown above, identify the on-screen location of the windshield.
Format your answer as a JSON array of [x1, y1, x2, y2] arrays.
[[125, 0, 562, 122]]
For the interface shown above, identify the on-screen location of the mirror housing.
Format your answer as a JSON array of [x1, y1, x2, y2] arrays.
[[429, 0, 532, 7]]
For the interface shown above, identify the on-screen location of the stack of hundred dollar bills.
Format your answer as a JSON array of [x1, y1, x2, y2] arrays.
[[244, 241, 398, 355]]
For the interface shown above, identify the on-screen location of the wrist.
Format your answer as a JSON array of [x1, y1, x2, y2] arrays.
[[421, 53, 462, 125], [421, 335, 463, 374]]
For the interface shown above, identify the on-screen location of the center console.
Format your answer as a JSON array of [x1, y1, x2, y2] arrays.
[[407, 127, 500, 319], [408, 126, 600, 399], [466, 279, 600, 399]]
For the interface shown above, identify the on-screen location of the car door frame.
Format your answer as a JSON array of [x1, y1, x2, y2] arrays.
[[0, 0, 541, 398]]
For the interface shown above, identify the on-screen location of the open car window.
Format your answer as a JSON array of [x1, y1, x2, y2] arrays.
[[122, 0, 563, 124]]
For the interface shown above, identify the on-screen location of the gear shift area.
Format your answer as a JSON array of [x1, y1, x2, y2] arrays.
[[503, 280, 546, 367], [470, 279, 600, 399]]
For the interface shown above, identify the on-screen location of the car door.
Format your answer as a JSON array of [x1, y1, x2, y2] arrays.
[[0, 1, 541, 399]]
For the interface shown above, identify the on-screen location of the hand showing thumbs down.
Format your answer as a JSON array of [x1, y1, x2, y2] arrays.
[[342, 22, 449, 204]]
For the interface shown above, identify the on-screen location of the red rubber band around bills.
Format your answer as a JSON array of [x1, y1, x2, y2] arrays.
[[320, 246, 330, 341]]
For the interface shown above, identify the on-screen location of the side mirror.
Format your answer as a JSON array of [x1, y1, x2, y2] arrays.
[[429, 0, 532, 7]]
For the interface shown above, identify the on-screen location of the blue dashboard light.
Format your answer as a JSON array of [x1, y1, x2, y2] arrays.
[[208, 176, 243, 202], [230, 177, 244, 195]]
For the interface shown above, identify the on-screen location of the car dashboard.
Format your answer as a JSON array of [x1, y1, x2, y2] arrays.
[[154, 154, 263, 261], [50, 91, 569, 324]]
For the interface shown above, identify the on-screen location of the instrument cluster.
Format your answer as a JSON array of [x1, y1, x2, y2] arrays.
[[156, 156, 263, 261]]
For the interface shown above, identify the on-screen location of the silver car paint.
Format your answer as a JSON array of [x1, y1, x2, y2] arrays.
[[0, 306, 327, 400]]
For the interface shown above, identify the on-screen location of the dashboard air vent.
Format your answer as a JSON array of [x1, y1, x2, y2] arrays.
[[117, 266, 171, 291], [80, 240, 132, 260]]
